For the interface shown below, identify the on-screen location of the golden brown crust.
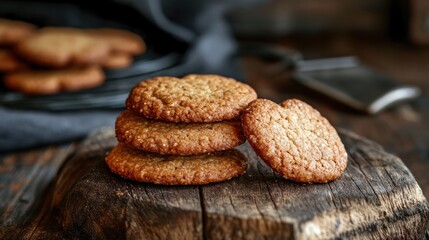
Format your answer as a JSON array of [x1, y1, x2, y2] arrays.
[[242, 98, 348, 183], [102, 52, 132, 69], [0, 49, 27, 72], [105, 143, 248, 185], [0, 18, 36, 45], [126, 74, 257, 123], [4, 66, 105, 95], [15, 27, 111, 68], [115, 110, 245, 155], [87, 28, 145, 56]]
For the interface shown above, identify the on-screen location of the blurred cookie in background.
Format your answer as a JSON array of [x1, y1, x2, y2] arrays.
[[101, 52, 133, 70], [0, 18, 36, 46], [87, 28, 146, 56], [15, 27, 112, 68], [0, 49, 27, 72], [1, 20, 146, 95], [3, 66, 105, 95], [15, 27, 146, 68]]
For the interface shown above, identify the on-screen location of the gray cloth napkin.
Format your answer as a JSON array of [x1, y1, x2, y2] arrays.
[[0, 108, 119, 151]]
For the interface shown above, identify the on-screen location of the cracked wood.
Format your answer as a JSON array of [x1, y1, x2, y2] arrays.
[[1, 128, 428, 239]]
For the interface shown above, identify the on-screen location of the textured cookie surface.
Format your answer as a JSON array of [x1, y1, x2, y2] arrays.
[[0, 18, 36, 45], [242, 99, 347, 183], [116, 110, 245, 155], [126, 74, 257, 122], [88, 28, 145, 55], [105, 143, 248, 185], [15, 27, 111, 67], [4, 66, 105, 95], [0, 49, 27, 72]]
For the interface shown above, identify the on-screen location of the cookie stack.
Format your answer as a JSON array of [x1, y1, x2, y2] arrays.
[[0, 18, 145, 95], [106, 74, 258, 185]]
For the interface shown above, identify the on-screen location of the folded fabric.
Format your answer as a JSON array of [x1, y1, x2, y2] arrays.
[[0, 108, 118, 152]]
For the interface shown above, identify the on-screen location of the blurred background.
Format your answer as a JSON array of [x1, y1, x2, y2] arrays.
[[231, 0, 413, 41], [0, 1, 428, 195]]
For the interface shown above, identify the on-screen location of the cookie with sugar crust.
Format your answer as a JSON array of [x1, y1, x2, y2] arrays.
[[126, 74, 257, 123], [241, 98, 348, 183], [105, 143, 248, 185], [115, 110, 245, 155]]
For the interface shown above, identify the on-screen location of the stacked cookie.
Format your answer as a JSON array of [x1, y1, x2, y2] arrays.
[[0, 18, 145, 95], [106, 74, 258, 185]]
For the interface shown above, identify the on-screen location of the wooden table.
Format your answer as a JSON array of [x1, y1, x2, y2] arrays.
[[1, 35, 429, 238]]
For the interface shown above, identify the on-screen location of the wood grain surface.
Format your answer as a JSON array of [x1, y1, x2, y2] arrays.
[[1, 35, 429, 239], [2, 128, 425, 239]]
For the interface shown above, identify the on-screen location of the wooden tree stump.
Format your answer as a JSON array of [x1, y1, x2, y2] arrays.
[[37, 128, 428, 239]]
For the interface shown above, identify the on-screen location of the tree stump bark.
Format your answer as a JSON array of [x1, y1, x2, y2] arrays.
[[40, 128, 429, 239]]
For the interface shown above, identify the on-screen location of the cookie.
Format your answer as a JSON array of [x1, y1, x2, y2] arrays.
[[126, 74, 257, 123], [242, 98, 347, 183], [105, 143, 248, 185], [88, 28, 145, 55], [102, 52, 132, 69], [4, 66, 105, 95], [15, 27, 111, 68], [115, 110, 245, 155], [0, 18, 36, 45], [0, 49, 27, 72]]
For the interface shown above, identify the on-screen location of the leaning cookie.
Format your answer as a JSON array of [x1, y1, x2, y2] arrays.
[[126, 74, 257, 123], [116, 110, 245, 155], [105, 144, 248, 185], [242, 98, 348, 183], [4, 66, 105, 95], [15, 27, 111, 68], [0, 18, 36, 45]]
